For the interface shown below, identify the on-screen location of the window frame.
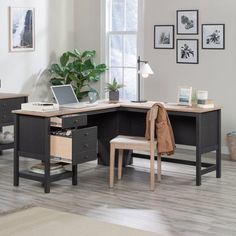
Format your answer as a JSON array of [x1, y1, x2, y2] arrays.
[[101, 0, 144, 100]]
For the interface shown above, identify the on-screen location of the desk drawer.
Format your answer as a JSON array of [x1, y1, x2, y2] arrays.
[[50, 114, 87, 129], [50, 126, 97, 164], [0, 97, 25, 123], [75, 127, 97, 142], [76, 150, 97, 164]]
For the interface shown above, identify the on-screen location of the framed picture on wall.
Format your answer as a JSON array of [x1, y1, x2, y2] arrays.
[[176, 39, 199, 64], [177, 10, 198, 35], [154, 25, 174, 49], [177, 86, 192, 106], [202, 24, 225, 49], [9, 7, 35, 52]]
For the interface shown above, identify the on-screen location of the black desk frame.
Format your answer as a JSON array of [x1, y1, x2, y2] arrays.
[[14, 106, 221, 192]]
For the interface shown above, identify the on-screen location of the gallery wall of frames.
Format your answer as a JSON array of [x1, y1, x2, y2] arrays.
[[154, 10, 225, 64]]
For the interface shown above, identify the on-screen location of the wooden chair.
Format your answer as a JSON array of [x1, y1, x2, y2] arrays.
[[109, 106, 161, 191]]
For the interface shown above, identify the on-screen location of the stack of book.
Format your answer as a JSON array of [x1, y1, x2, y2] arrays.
[[30, 162, 67, 175], [197, 99, 214, 108]]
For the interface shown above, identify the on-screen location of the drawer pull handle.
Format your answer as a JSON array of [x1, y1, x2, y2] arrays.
[[74, 120, 79, 124], [83, 144, 89, 148], [84, 133, 89, 136]]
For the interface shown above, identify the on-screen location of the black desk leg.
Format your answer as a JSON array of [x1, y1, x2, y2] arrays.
[[216, 110, 221, 178], [196, 149, 201, 186], [14, 115, 19, 186], [44, 159, 50, 193], [44, 118, 50, 193], [0, 127, 2, 156], [196, 115, 202, 186], [72, 165, 78, 185]]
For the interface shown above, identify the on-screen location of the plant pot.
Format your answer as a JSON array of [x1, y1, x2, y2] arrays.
[[109, 91, 119, 102]]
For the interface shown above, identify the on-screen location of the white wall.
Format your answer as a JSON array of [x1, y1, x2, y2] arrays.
[[143, 0, 236, 149], [0, 0, 74, 101]]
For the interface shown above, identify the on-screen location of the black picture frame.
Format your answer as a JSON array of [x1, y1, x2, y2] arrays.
[[202, 24, 225, 50], [154, 25, 174, 49], [177, 10, 199, 35], [176, 39, 199, 64]]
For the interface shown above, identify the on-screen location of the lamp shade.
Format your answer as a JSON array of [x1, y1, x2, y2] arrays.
[[140, 63, 154, 78]]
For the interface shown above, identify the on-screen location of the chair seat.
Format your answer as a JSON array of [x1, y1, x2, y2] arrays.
[[109, 106, 161, 191], [110, 135, 157, 151]]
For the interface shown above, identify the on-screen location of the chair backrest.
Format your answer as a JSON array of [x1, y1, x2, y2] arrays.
[[149, 105, 158, 143]]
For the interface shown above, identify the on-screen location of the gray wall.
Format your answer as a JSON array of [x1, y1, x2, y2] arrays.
[[143, 0, 236, 150], [74, 0, 102, 95]]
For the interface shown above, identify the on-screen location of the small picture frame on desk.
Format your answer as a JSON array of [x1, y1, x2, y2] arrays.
[[177, 86, 192, 106]]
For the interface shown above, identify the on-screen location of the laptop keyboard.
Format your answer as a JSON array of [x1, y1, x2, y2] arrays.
[[61, 102, 98, 109]]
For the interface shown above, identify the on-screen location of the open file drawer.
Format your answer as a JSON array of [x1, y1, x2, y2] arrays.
[[50, 114, 87, 129], [50, 126, 97, 164]]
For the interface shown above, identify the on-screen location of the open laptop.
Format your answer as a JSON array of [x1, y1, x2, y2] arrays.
[[51, 85, 88, 109]]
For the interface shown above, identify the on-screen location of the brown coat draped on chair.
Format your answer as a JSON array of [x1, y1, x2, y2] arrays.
[[145, 103, 175, 155]]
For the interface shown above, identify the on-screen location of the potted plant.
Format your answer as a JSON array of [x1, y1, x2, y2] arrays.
[[105, 78, 125, 102], [49, 49, 107, 101]]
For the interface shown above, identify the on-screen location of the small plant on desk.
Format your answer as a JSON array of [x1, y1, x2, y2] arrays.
[[105, 78, 125, 102]]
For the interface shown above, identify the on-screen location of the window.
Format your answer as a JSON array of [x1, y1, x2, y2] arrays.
[[107, 0, 139, 100]]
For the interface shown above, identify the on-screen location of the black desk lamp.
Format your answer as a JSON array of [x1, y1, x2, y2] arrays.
[[132, 56, 154, 103]]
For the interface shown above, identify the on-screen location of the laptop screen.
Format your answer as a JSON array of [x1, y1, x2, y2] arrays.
[[51, 85, 78, 105]]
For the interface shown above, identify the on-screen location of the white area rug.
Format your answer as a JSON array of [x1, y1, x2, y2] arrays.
[[0, 207, 160, 236]]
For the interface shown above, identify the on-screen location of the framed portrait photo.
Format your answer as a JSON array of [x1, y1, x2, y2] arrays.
[[177, 86, 192, 106], [177, 10, 198, 35], [154, 25, 174, 49], [9, 7, 35, 52], [176, 39, 199, 64], [202, 24, 225, 49]]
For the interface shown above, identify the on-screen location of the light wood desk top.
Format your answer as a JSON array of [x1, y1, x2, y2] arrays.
[[12, 100, 222, 117]]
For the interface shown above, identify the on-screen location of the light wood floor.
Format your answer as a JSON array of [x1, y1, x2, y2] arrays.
[[0, 149, 235, 236]]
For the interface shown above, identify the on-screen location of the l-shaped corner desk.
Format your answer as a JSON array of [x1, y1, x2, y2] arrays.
[[12, 101, 221, 193]]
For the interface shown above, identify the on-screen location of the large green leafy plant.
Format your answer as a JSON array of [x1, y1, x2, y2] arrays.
[[49, 49, 107, 100]]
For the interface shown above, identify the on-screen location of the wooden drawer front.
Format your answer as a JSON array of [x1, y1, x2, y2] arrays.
[[50, 135, 72, 161], [0, 97, 25, 123], [50, 114, 87, 129], [75, 150, 97, 164]]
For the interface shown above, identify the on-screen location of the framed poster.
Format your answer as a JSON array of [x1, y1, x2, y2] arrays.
[[177, 10, 198, 35], [154, 25, 174, 49], [9, 7, 35, 52], [176, 39, 199, 64], [202, 24, 225, 49]]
